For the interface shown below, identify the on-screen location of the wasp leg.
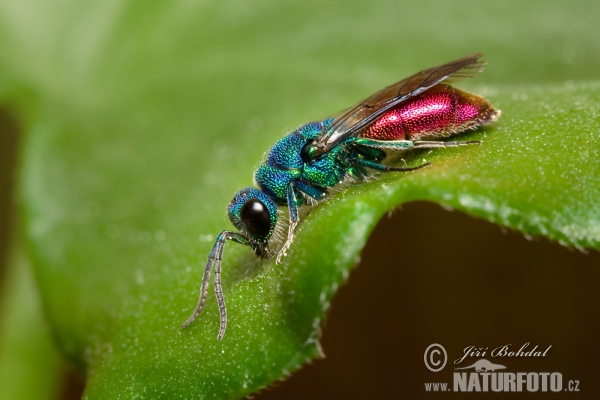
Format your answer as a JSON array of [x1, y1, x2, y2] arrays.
[[354, 157, 431, 172], [295, 180, 327, 201], [412, 140, 481, 148], [355, 138, 481, 150], [276, 183, 300, 264], [355, 138, 415, 151], [181, 230, 249, 340]]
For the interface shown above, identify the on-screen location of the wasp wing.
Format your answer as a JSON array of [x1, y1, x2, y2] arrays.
[[312, 53, 486, 155]]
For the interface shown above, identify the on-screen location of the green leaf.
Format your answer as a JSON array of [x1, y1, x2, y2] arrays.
[[1, 0, 599, 398], [0, 250, 67, 400]]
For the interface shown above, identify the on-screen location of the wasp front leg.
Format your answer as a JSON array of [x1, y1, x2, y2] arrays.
[[276, 184, 299, 264], [275, 181, 327, 264]]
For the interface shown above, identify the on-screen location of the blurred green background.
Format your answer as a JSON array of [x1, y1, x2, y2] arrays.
[[1, 0, 599, 399]]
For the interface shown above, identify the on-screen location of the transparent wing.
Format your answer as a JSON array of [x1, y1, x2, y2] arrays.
[[312, 53, 486, 155]]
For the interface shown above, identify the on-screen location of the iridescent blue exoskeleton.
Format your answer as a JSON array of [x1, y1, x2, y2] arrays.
[[182, 53, 500, 339]]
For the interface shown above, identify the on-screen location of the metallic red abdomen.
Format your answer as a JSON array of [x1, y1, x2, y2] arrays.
[[363, 84, 499, 141]]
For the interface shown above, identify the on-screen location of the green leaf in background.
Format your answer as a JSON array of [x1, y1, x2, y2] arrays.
[[0, 0, 599, 398], [0, 250, 66, 400]]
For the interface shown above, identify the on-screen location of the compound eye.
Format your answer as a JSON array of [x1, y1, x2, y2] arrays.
[[240, 198, 271, 239]]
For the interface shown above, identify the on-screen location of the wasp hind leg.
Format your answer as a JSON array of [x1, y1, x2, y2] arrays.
[[353, 137, 480, 172], [355, 138, 481, 151], [412, 140, 481, 149], [354, 157, 431, 172]]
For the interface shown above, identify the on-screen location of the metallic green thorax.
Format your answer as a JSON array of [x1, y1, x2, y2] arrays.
[[255, 119, 350, 205]]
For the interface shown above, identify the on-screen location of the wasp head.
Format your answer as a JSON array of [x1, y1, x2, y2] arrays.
[[228, 188, 278, 248]]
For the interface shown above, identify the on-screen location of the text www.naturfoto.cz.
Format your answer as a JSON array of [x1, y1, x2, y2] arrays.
[[425, 382, 449, 392]]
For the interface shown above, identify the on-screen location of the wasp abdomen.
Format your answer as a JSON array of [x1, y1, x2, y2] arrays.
[[363, 84, 499, 141]]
